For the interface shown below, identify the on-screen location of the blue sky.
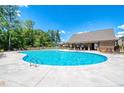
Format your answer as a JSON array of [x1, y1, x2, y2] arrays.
[[19, 5, 124, 41]]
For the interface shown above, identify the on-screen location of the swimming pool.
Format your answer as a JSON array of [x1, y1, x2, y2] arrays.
[[21, 50, 107, 66]]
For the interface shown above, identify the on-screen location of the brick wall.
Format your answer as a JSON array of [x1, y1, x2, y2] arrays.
[[99, 40, 115, 52]]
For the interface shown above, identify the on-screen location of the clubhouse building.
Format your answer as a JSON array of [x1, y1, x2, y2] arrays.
[[64, 29, 117, 52]]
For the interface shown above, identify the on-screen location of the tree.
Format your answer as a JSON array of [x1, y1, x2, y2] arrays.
[[0, 5, 20, 50], [47, 30, 61, 46], [24, 20, 35, 47], [0, 6, 6, 31], [120, 36, 124, 40], [0, 5, 62, 50], [56, 30, 61, 44]]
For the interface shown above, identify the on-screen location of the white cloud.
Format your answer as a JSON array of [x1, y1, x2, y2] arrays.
[[116, 31, 124, 37], [19, 5, 28, 8], [24, 5, 28, 7], [62, 39, 65, 41], [118, 32, 124, 35], [60, 30, 65, 34], [60, 37, 66, 42], [77, 32, 83, 34], [78, 32, 85, 34], [16, 10, 21, 17], [118, 24, 124, 29], [77, 31, 88, 34], [117, 24, 124, 37]]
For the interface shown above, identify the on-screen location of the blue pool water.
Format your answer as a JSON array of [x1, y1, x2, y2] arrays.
[[20, 50, 107, 66]]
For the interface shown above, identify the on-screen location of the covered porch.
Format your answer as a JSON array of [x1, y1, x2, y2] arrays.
[[67, 42, 99, 51]]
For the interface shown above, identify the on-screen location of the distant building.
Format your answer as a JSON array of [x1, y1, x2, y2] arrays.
[[66, 29, 117, 52], [118, 39, 124, 46], [118, 38, 124, 52]]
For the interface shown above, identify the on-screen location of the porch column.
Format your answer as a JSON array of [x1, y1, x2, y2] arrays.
[[80, 45, 82, 50], [74, 44, 76, 50], [88, 44, 90, 50]]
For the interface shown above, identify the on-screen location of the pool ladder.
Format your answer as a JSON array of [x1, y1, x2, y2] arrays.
[[26, 55, 42, 67]]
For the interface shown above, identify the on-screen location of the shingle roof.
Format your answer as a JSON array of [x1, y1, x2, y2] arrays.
[[67, 29, 117, 43]]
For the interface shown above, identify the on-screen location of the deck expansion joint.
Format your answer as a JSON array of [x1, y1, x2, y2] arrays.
[[33, 69, 51, 87]]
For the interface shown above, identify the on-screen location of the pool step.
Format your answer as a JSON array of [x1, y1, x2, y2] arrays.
[[23, 55, 44, 67], [29, 63, 39, 67]]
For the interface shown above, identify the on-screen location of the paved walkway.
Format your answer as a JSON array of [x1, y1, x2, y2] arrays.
[[0, 50, 124, 87]]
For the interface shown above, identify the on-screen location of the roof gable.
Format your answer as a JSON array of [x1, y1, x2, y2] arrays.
[[67, 29, 117, 43]]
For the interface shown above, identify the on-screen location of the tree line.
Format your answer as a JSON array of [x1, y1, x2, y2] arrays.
[[0, 5, 61, 51]]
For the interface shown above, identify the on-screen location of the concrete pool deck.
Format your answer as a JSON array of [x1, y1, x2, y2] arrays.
[[0, 50, 124, 87]]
